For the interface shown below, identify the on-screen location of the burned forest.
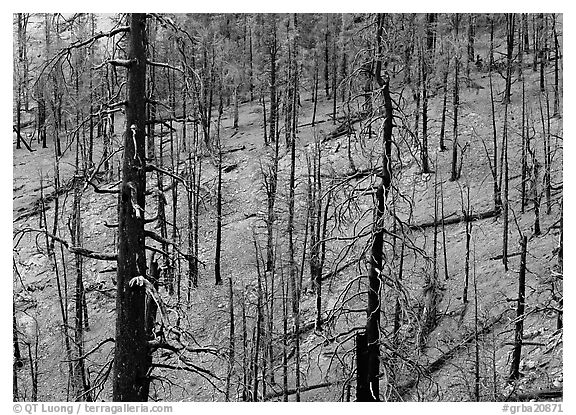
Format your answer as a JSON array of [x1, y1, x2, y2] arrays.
[[12, 13, 563, 403]]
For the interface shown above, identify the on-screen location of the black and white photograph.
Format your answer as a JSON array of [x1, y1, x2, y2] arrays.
[[11, 11, 564, 407]]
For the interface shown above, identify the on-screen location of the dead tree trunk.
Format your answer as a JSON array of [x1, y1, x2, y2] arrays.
[[532, 152, 542, 236], [13, 304, 20, 401], [552, 14, 560, 117], [539, 14, 545, 92], [71, 164, 89, 400], [509, 236, 527, 380], [420, 35, 431, 173], [268, 15, 277, 143], [112, 13, 149, 402], [521, 78, 527, 213], [503, 14, 515, 104], [225, 277, 235, 401], [502, 95, 510, 271], [215, 99, 224, 286], [439, 49, 449, 152], [463, 186, 472, 304], [286, 13, 301, 402], [360, 15, 392, 401], [450, 14, 460, 181], [356, 332, 370, 401], [489, 17, 502, 211], [324, 18, 330, 98]]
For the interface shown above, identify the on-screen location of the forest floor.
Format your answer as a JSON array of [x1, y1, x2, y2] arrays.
[[12, 51, 563, 401]]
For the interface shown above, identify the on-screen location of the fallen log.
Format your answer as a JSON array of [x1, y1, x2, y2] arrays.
[[408, 208, 501, 231], [264, 382, 335, 400], [490, 252, 521, 261], [511, 388, 562, 401], [221, 145, 245, 155]]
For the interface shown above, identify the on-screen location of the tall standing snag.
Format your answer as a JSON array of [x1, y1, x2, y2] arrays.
[[359, 14, 393, 401], [112, 13, 149, 402], [509, 236, 528, 380]]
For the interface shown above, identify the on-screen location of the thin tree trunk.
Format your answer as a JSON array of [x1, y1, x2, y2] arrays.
[[269, 15, 277, 143], [253, 239, 263, 401], [332, 27, 337, 124], [521, 78, 527, 213], [539, 14, 545, 92], [324, 20, 330, 98], [71, 157, 88, 400], [509, 236, 528, 380], [281, 267, 288, 402], [421, 41, 430, 173], [552, 14, 560, 116], [312, 56, 319, 126], [489, 51, 502, 210], [439, 51, 448, 152], [502, 96, 510, 271], [473, 245, 480, 401], [215, 98, 223, 286], [288, 13, 301, 402], [463, 186, 472, 304], [225, 276, 235, 401], [13, 304, 20, 401], [241, 293, 248, 401], [261, 94, 268, 145], [503, 14, 515, 104], [450, 15, 460, 181], [440, 174, 449, 281], [533, 153, 541, 236]]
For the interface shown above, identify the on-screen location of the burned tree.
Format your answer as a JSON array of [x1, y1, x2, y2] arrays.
[[112, 13, 149, 402], [357, 14, 393, 401]]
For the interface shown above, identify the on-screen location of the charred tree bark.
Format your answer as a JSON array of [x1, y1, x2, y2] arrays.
[[439, 49, 449, 152], [509, 236, 527, 380], [503, 14, 515, 104], [312, 55, 319, 126], [360, 15, 392, 401], [450, 15, 460, 182], [268, 15, 278, 143], [502, 92, 510, 271], [71, 166, 89, 400], [324, 18, 330, 98], [13, 304, 20, 401], [215, 99, 223, 286], [112, 13, 149, 402], [521, 79, 527, 213], [539, 14, 545, 92], [225, 277, 235, 401], [552, 14, 560, 117], [532, 153, 542, 236], [463, 187, 472, 304], [356, 332, 370, 401], [421, 30, 431, 173], [488, 24, 502, 211], [285, 13, 301, 402]]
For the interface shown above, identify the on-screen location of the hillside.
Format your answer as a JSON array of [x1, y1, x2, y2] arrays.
[[12, 13, 562, 403]]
